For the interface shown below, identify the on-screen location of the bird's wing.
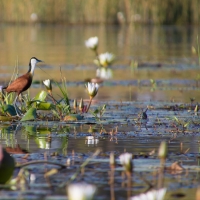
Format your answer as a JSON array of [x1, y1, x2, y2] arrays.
[[6, 75, 30, 94]]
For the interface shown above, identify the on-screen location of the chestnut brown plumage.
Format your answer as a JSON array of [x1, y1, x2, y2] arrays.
[[3, 57, 42, 116]]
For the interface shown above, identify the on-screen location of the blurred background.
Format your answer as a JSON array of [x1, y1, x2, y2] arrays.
[[0, 0, 199, 102], [0, 0, 199, 25]]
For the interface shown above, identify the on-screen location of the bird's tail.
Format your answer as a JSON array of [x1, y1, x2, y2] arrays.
[[0, 86, 6, 101]]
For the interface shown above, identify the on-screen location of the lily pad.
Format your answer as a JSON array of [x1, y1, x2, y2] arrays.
[[3, 104, 17, 116], [21, 107, 37, 121], [64, 114, 83, 121], [34, 90, 48, 101], [0, 145, 15, 184]]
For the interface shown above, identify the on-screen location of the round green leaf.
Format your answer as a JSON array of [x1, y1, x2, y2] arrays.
[[34, 90, 48, 101]]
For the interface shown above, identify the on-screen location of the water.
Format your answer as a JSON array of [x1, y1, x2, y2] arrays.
[[0, 25, 200, 199], [0, 24, 199, 102]]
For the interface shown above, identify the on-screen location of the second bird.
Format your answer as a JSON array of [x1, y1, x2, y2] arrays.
[[3, 57, 42, 116]]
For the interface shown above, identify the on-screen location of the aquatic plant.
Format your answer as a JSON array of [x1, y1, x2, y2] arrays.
[[129, 188, 167, 200], [119, 152, 133, 174], [85, 36, 98, 51], [43, 79, 52, 93], [85, 82, 99, 113], [85, 36, 115, 80], [94, 52, 115, 67], [67, 183, 96, 200], [90, 104, 106, 121]]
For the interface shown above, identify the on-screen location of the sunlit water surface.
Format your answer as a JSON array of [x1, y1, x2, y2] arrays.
[[0, 25, 200, 199], [0, 24, 200, 102]]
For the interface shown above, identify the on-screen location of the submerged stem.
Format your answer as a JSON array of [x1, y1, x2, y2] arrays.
[[16, 160, 66, 169], [86, 97, 93, 113]]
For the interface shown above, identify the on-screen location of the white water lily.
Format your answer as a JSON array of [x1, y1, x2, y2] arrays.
[[119, 152, 133, 173], [67, 183, 96, 200], [86, 82, 99, 98], [96, 67, 113, 80], [95, 52, 115, 67], [85, 36, 98, 50], [129, 188, 167, 200], [43, 79, 52, 91]]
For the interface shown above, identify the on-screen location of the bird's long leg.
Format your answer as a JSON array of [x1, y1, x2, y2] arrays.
[[14, 95, 23, 116]]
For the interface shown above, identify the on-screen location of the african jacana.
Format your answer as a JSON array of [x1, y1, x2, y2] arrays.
[[3, 57, 42, 116]]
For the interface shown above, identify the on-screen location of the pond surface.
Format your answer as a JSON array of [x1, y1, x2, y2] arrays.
[[0, 24, 200, 102], [0, 25, 200, 199]]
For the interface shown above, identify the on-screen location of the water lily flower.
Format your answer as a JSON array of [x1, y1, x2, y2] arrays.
[[129, 188, 167, 200], [43, 79, 57, 105], [43, 79, 52, 92], [119, 152, 133, 173], [85, 83, 99, 113], [86, 82, 99, 99], [67, 183, 96, 200], [95, 52, 115, 67], [85, 36, 98, 51]]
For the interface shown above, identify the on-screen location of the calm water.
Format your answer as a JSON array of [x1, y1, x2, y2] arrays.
[[0, 24, 200, 102], [0, 25, 200, 199]]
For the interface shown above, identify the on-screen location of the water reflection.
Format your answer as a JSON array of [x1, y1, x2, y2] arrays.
[[96, 68, 113, 80], [85, 136, 99, 146], [0, 122, 199, 159]]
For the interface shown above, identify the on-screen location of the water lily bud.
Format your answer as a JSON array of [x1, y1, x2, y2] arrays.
[[119, 153, 133, 173], [43, 79, 52, 92], [67, 183, 96, 200], [79, 98, 84, 111], [73, 99, 77, 109], [85, 83, 99, 98], [158, 141, 168, 159], [85, 36, 98, 51]]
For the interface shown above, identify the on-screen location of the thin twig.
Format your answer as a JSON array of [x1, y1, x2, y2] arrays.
[[16, 160, 66, 169]]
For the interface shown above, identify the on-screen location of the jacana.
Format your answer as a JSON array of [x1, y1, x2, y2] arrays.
[[3, 57, 42, 116]]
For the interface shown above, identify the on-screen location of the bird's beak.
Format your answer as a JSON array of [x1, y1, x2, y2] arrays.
[[38, 59, 43, 63]]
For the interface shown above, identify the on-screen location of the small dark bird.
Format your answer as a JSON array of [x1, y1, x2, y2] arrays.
[[142, 108, 148, 119], [3, 57, 42, 116]]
